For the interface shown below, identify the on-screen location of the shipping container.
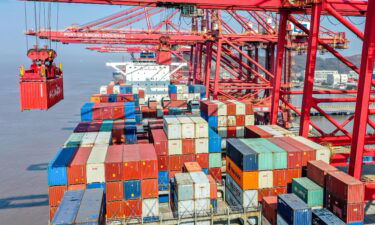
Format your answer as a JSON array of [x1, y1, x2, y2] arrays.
[[251, 138, 287, 169], [291, 136, 331, 163], [124, 199, 142, 218], [177, 116, 195, 139], [74, 122, 90, 133], [208, 128, 221, 153], [262, 196, 277, 225], [225, 186, 242, 209], [287, 168, 302, 184], [142, 198, 159, 218], [68, 147, 92, 185], [51, 190, 84, 225], [105, 145, 123, 182], [226, 139, 258, 171], [195, 138, 209, 154], [158, 171, 169, 191], [326, 171, 364, 204], [195, 198, 211, 215], [267, 138, 302, 169], [277, 194, 312, 225], [123, 144, 141, 180], [74, 188, 104, 225], [181, 154, 196, 165], [292, 177, 324, 207], [312, 208, 346, 225], [141, 179, 158, 199], [49, 186, 67, 207], [124, 180, 141, 200], [68, 184, 86, 191], [106, 181, 124, 202], [48, 147, 78, 186], [226, 157, 259, 190], [209, 153, 222, 168], [209, 168, 222, 184], [107, 201, 125, 219], [139, 144, 158, 179], [307, 160, 338, 187], [158, 155, 169, 171], [259, 171, 273, 189], [183, 162, 202, 172], [163, 116, 182, 139], [168, 139, 182, 155], [207, 175, 218, 199], [182, 139, 195, 154], [283, 137, 316, 166], [95, 131, 112, 145], [241, 139, 274, 170], [174, 199, 194, 218], [325, 191, 365, 223], [190, 117, 209, 138], [169, 155, 183, 171], [190, 172, 210, 199], [150, 129, 168, 156], [81, 132, 98, 147], [196, 154, 209, 169], [86, 144, 108, 184], [245, 126, 273, 138], [63, 132, 84, 147], [174, 173, 194, 201], [273, 169, 288, 187], [226, 173, 258, 209]]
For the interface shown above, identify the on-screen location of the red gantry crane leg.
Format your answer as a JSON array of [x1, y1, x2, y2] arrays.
[[349, 0, 375, 179]]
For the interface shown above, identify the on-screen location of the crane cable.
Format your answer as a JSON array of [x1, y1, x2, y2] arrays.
[[55, 3, 60, 50], [24, 2, 29, 51], [33, 2, 39, 47]]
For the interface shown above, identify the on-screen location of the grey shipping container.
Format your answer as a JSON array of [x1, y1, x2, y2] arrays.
[[51, 190, 84, 225], [74, 188, 105, 225]]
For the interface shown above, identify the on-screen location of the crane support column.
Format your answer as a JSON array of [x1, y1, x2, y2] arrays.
[[213, 40, 223, 99], [193, 44, 200, 84], [270, 10, 289, 124], [197, 43, 203, 83], [299, 3, 322, 137], [349, 0, 375, 179], [204, 42, 213, 98]]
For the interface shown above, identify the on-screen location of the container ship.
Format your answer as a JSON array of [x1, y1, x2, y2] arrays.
[[17, 0, 375, 224]]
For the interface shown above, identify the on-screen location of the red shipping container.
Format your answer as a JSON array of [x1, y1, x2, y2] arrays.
[[68, 147, 92, 185], [240, 100, 254, 114], [181, 154, 196, 165], [150, 129, 168, 156], [113, 103, 125, 119], [141, 179, 159, 199], [270, 187, 287, 196], [196, 154, 209, 169], [139, 90, 145, 98], [207, 175, 218, 199], [326, 191, 365, 223], [262, 196, 277, 225], [227, 126, 237, 138], [286, 168, 302, 184], [99, 94, 109, 103], [49, 206, 58, 221], [307, 160, 338, 187], [268, 138, 303, 169], [105, 145, 124, 182], [169, 155, 182, 171], [365, 182, 375, 201], [158, 155, 169, 171], [92, 104, 102, 120], [106, 181, 124, 202], [209, 167, 222, 184], [224, 101, 236, 115], [123, 145, 141, 180], [140, 144, 158, 179], [124, 200, 142, 218], [245, 126, 273, 138], [258, 188, 271, 202], [200, 101, 218, 116], [283, 137, 316, 166], [100, 104, 113, 120], [182, 139, 195, 154], [167, 100, 187, 108], [273, 170, 288, 187], [183, 162, 202, 172], [169, 170, 182, 179], [326, 171, 364, 203], [107, 201, 125, 219], [20, 77, 64, 111], [48, 186, 67, 207], [68, 184, 86, 191], [117, 94, 134, 102], [236, 115, 245, 126]]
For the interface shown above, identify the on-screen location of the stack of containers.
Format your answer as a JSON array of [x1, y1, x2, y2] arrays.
[[277, 193, 312, 225], [225, 138, 294, 211], [105, 144, 159, 222], [168, 84, 201, 101], [80, 102, 138, 122], [245, 125, 295, 138], [200, 100, 254, 141], [171, 171, 215, 218], [188, 84, 206, 99], [52, 189, 105, 225]]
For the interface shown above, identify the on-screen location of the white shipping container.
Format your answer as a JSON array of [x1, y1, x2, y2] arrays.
[[218, 116, 228, 127], [99, 85, 107, 94], [190, 117, 209, 138], [258, 171, 273, 189], [81, 132, 98, 147], [182, 93, 190, 100], [163, 116, 182, 139], [236, 127, 245, 138], [291, 136, 331, 163], [258, 125, 283, 137], [232, 100, 246, 115], [113, 85, 120, 94], [227, 116, 236, 126], [217, 127, 227, 138], [177, 200, 194, 218], [245, 115, 255, 126], [175, 173, 194, 200], [226, 174, 258, 209], [168, 139, 182, 155], [142, 198, 159, 218], [270, 125, 295, 137], [195, 138, 209, 154], [86, 144, 108, 183], [190, 172, 210, 199], [215, 101, 227, 116], [194, 198, 210, 214], [95, 132, 112, 145], [189, 93, 201, 100], [177, 117, 195, 139]]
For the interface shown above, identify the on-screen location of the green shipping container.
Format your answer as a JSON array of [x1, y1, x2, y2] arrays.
[[256, 139, 287, 169], [209, 153, 222, 168], [240, 139, 273, 170], [63, 133, 85, 147], [292, 177, 323, 207], [100, 120, 113, 132]]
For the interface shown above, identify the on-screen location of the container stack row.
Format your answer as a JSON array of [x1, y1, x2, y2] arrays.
[[99, 82, 145, 105], [200, 100, 254, 139], [81, 102, 141, 123], [168, 84, 204, 101]]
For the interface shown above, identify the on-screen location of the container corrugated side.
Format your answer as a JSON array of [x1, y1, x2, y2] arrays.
[[291, 136, 331, 163], [48, 147, 78, 186], [254, 138, 287, 169], [86, 144, 108, 183], [277, 194, 312, 225], [68, 147, 92, 185], [63, 133, 84, 147], [312, 208, 346, 225], [208, 153, 222, 168], [95, 131, 112, 145], [80, 132, 98, 147], [226, 173, 258, 209], [326, 171, 364, 204], [226, 157, 259, 190], [292, 177, 324, 207], [190, 116, 209, 138], [174, 173, 194, 200], [241, 139, 273, 170], [142, 198, 159, 218], [307, 160, 338, 187], [74, 188, 104, 224], [177, 116, 195, 138], [190, 171, 210, 199], [163, 116, 182, 139], [51, 190, 84, 225], [226, 139, 258, 171]]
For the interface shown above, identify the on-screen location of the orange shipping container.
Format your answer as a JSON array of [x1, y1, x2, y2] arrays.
[[124, 200, 142, 218], [183, 162, 202, 172], [141, 179, 159, 199], [105, 145, 124, 181], [68, 184, 86, 191], [226, 157, 259, 190], [207, 175, 218, 199], [286, 168, 302, 184], [48, 186, 67, 207], [273, 170, 288, 187], [68, 147, 92, 185], [107, 201, 125, 219], [106, 181, 124, 202], [182, 139, 195, 154], [49, 206, 58, 221]]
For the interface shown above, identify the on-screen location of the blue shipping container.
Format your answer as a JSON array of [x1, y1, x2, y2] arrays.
[[226, 139, 258, 171], [277, 194, 312, 225], [87, 183, 106, 192], [209, 128, 222, 153], [124, 180, 141, 200], [158, 171, 169, 191], [135, 113, 142, 124], [51, 190, 84, 225], [74, 188, 104, 225], [159, 194, 169, 203], [125, 127, 137, 144], [312, 208, 346, 225], [81, 103, 94, 122], [168, 85, 177, 94], [109, 94, 117, 102], [125, 102, 136, 119], [207, 116, 218, 128], [48, 147, 78, 186]]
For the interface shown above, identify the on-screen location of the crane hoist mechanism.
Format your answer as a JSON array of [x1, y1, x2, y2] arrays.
[[156, 36, 172, 65], [19, 46, 64, 111]]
